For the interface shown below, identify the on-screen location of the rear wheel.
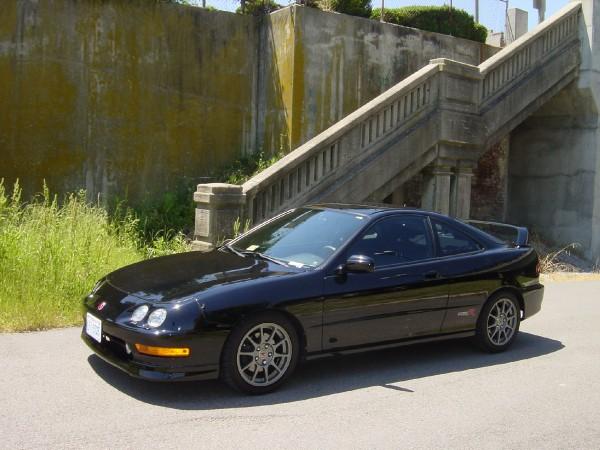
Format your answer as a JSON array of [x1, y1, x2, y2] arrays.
[[476, 293, 520, 353], [221, 313, 299, 394]]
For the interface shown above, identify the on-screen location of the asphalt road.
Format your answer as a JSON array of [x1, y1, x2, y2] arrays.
[[1, 281, 599, 449]]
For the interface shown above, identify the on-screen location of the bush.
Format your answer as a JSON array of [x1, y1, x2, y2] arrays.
[[0, 180, 189, 332], [318, 0, 372, 19], [214, 151, 284, 185], [371, 6, 488, 43], [237, 0, 281, 16]]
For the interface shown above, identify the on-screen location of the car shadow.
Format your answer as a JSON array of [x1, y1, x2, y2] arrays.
[[87, 332, 563, 410]]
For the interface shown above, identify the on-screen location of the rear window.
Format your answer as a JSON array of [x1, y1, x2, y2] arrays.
[[432, 220, 483, 256]]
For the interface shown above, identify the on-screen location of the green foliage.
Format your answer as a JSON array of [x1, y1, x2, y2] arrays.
[[214, 151, 285, 185], [318, 0, 372, 18], [112, 181, 196, 245], [232, 216, 252, 238], [237, 0, 281, 16], [0, 180, 190, 332], [371, 6, 488, 43]]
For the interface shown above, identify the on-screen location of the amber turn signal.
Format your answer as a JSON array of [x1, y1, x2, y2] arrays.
[[134, 343, 190, 357]]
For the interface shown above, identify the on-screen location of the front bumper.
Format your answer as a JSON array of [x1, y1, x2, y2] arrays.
[[522, 283, 544, 319], [81, 316, 221, 382]]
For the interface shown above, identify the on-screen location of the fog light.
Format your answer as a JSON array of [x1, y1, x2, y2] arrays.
[[134, 344, 190, 357]]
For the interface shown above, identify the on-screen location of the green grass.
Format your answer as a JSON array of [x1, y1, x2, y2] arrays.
[[0, 181, 189, 333]]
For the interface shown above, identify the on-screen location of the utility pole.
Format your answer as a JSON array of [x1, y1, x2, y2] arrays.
[[533, 0, 546, 23], [381, 0, 385, 23], [475, 0, 479, 23], [500, 0, 511, 42]]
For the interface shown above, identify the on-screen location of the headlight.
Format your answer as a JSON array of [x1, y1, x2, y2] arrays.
[[131, 305, 149, 322], [147, 308, 167, 328]]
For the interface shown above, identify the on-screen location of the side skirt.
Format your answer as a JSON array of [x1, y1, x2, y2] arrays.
[[305, 331, 475, 360]]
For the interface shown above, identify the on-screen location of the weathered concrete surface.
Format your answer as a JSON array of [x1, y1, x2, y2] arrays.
[[284, 6, 496, 151], [0, 0, 259, 201], [471, 136, 510, 221], [0, 1, 498, 203], [1, 281, 599, 449], [508, 0, 600, 262], [509, 84, 597, 256]]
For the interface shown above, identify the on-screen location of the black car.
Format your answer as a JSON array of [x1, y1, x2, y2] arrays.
[[82, 204, 544, 394]]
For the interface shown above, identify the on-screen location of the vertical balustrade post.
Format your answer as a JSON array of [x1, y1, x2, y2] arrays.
[[192, 183, 246, 252]]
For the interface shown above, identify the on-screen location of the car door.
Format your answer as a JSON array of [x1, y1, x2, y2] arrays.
[[430, 219, 495, 333], [322, 214, 449, 350]]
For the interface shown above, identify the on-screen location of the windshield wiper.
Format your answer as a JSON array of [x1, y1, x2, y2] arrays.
[[220, 243, 245, 258], [241, 251, 290, 267]]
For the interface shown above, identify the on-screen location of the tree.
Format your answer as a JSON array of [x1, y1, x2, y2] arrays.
[[317, 0, 372, 18], [237, 0, 281, 16]]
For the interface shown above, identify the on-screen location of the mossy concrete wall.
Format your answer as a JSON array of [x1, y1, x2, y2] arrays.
[[280, 6, 496, 151], [0, 1, 497, 202], [0, 0, 259, 201]]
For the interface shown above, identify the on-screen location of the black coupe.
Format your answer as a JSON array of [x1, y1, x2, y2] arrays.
[[82, 204, 544, 394]]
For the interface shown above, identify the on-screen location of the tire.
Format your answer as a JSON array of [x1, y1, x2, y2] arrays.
[[475, 292, 521, 353], [220, 312, 300, 395]]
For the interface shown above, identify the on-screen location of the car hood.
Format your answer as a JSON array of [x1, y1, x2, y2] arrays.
[[106, 249, 299, 302]]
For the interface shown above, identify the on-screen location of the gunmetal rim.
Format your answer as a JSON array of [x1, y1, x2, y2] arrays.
[[236, 323, 292, 387], [486, 298, 517, 346]]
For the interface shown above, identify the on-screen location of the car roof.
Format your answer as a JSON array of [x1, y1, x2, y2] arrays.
[[307, 203, 435, 217]]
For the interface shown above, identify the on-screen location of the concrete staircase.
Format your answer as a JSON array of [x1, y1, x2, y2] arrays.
[[193, 2, 582, 249]]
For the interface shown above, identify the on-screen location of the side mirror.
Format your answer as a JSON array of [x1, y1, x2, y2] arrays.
[[344, 254, 375, 273]]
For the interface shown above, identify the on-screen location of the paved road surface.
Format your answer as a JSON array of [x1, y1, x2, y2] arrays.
[[1, 281, 599, 449]]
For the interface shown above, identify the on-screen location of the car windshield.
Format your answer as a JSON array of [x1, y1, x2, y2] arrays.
[[230, 208, 366, 268]]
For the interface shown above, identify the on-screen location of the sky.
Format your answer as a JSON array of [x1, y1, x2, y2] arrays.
[[187, 0, 569, 35]]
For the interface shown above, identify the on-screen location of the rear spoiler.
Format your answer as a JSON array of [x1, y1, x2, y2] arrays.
[[465, 220, 530, 248]]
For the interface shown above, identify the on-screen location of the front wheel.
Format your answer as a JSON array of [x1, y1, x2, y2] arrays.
[[476, 293, 520, 353], [221, 313, 300, 394]]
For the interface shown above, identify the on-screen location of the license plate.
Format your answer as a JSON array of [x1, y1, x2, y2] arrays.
[[86, 313, 102, 343]]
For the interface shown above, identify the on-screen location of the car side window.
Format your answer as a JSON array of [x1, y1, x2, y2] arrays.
[[346, 216, 433, 267], [432, 220, 482, 256]]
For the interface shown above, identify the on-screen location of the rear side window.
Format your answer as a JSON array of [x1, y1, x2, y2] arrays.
[[432, 220, 483, 256]]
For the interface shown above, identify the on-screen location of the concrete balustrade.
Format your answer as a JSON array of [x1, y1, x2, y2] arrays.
[[193, 184, 246, 251]]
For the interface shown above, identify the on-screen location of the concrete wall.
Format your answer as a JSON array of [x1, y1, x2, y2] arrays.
[[0, 1, 497, 203], [0, 0, 259, 201], [508, 84, 598, 259], [506, 1, 600, 262], [282, 6, 496, 150]]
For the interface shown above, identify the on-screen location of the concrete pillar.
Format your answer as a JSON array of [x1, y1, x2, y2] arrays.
[[507, 1, 600, 262], [506, 8, 528, 44], [450, 163, 474, 219], [422, 163, 453, 216], [193, 183, 246, 252], [576, 0, 600, 264]]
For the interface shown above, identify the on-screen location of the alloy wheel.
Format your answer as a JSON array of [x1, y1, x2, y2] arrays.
[[236, 323, 293, 387], [486, 298, 518, 346]]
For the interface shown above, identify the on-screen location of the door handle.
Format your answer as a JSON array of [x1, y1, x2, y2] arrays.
[[423, 270, 439, 280]]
